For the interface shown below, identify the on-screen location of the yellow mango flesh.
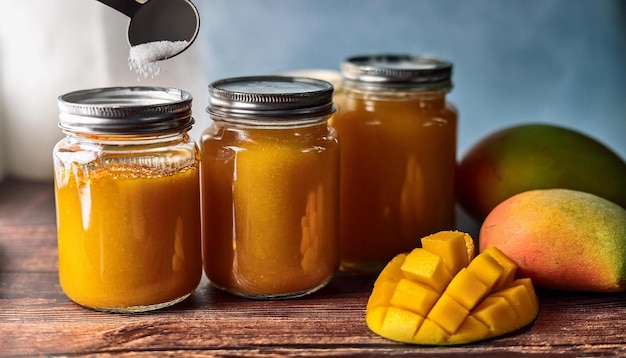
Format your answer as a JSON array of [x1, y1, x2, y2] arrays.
[[421, 231, 472, 276], [366, 231, 539, 345], [390, 279, 439, 317], [444, 268, 489, 310], [426, 293, 469, 334], [401, 249, 452, 293], [466, 249, 505, 292]]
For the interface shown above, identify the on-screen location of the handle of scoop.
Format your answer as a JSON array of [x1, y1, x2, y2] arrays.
[[96, 0, 142, 18]]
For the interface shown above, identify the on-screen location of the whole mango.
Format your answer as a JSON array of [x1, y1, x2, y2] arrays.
[[479, 189, 626, 292], [457, 124, 626, 221]]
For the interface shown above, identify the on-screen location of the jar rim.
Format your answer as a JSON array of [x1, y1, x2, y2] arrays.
[[58, 86, 194, 134], [207, 76, 335, 121], [341, 54, 453, 91]]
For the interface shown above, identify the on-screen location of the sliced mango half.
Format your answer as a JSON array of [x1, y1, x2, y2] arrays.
[[366, 230, 539, 345]]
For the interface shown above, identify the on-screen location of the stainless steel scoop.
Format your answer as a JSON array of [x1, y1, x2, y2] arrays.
[[97, 0, 200, 59]]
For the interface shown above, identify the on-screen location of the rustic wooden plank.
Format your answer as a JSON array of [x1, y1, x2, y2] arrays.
[[2, 270, 626, 356], [0, 178, 56, 226], [1, 178, 626, 357], [0, 226, 58, 273], [0, 178, 58, 274]]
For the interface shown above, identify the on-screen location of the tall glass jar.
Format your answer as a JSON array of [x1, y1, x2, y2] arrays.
[[201, 76, 339, 299], [53, 87, 202, 312], [332, 54, 458, 273]]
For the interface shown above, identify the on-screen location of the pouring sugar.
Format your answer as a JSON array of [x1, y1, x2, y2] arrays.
[[128, 40, 189, 78]]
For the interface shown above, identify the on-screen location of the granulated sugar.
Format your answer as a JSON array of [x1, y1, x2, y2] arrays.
[[128, 40, 189, 79]]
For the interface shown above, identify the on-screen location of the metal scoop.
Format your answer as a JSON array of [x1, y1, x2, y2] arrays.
[[97, 0, 200, 59]]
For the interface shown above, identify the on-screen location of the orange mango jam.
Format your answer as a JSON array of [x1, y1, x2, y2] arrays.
[[55, 164, 202, 311], [331, 92, 457, 272], [201, 123, 339, 297]]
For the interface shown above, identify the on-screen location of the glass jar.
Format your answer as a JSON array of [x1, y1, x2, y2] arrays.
[[53, 87, 202, 312], [201, 76, 339, 299], [332, 54, 458, 273]]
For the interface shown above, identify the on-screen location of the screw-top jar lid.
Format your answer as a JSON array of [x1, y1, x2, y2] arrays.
[[58, 87, 194, 134], [207, 76, 335, 121], [341, 54, 453, 90]]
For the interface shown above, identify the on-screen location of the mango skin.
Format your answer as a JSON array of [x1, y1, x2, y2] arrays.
[[457, 124, 626, 221], [479, 189, 626, 292]]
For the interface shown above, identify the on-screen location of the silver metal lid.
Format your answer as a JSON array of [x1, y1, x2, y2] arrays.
[[58, 87, 194, 134], [341, 54, 453, 90], [207, 76, 335, 121]]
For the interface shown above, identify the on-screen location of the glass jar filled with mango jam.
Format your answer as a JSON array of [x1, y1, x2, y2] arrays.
[[332, 54, 458, 273], [53, 87, 202, 312], [201, 76, 340, 299]]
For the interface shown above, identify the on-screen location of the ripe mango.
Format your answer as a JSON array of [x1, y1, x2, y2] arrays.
[[480, 189, 626, 292], [457, 124, 626, 221], [366, 231, 539, 345]]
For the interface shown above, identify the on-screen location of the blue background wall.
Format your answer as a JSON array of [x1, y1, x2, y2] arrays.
[[196, 0, 626, 159]]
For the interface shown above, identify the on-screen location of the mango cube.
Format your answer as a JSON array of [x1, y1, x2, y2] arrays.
[[401, 248, 452, 293], [426, 293, 469, 334], [472, 296, 519, 332], [390, 279, 439, 316], [515, 277, 539, 305], [413, 318, 449, 345], [379, 306, 424, 343], [453, 316, 490, 344], [375, 253, 406, 285], [367, 280, 397, 310], [421, 230, 472, 276], [365, 306, 387, 331], [466, 252, 505, 292], [443, 268, 489, 310], [493, 279, 538, 326], [482, 247, 517, 291]]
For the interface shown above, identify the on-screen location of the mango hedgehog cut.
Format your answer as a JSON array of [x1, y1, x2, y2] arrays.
[[365, 230, 539, 345]]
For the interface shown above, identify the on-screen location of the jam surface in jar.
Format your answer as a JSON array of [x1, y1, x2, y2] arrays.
[[55, 163, 202, 310]]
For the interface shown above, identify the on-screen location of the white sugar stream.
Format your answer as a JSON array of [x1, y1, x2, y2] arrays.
[[128, 40, 189, 78]]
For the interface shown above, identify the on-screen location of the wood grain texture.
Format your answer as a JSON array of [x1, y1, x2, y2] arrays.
[[1, 178, 625, 357]]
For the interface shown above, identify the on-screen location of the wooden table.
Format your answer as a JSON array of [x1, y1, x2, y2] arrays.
[[1, 178, 625, 357]]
